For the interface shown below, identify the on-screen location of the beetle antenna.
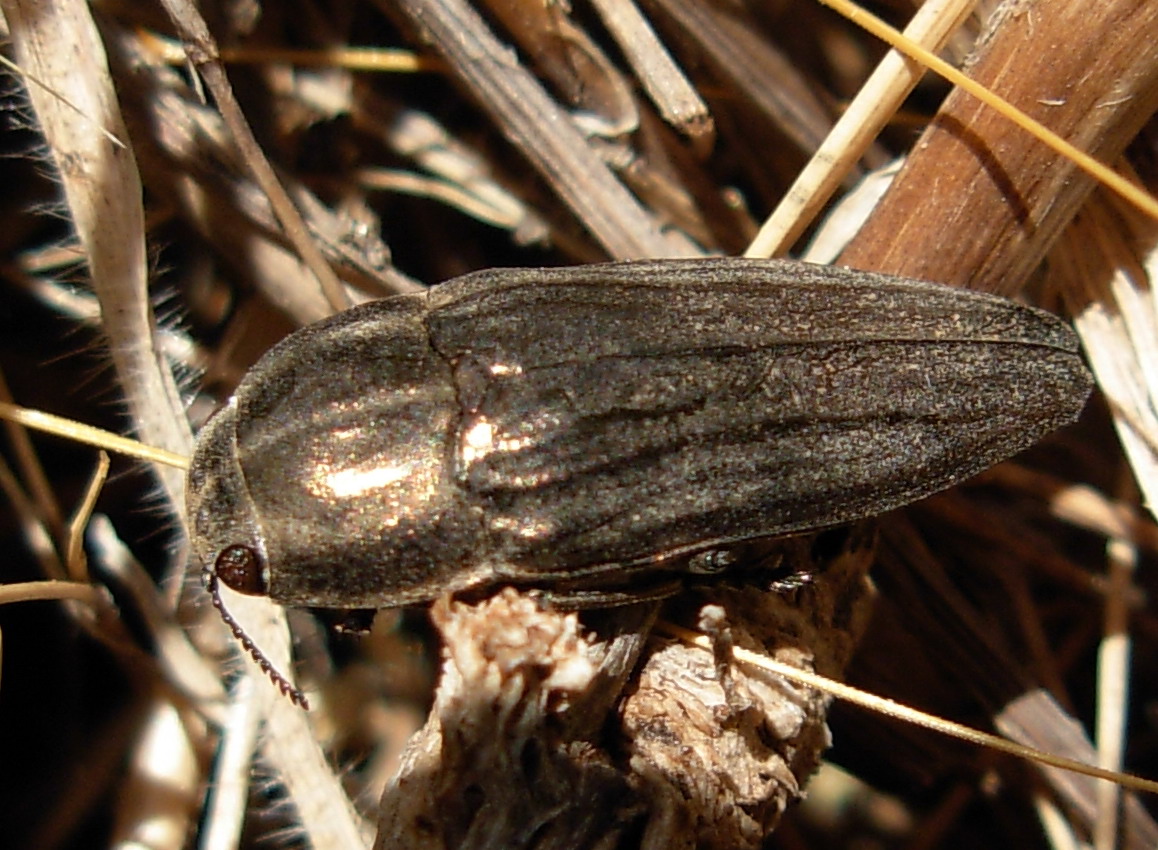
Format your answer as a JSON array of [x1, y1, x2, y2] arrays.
[[205, 570, 310, 709]]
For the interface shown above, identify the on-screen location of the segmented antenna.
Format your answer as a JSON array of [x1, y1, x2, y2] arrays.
[[205, 570, 310, 709]]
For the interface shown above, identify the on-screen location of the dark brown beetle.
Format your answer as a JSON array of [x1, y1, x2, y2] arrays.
[[187, 259, 1090, 695]]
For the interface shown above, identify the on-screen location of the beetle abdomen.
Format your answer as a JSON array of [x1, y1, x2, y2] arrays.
[[426, 259, 1090, 582]]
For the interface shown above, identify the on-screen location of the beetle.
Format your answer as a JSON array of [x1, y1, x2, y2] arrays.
[[187, 258, 1090, 628]]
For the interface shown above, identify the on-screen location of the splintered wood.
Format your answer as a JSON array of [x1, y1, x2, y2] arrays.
[[378, 530, 876, 850]]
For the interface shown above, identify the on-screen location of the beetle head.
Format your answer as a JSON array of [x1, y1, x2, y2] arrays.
[[187, 399, 307, 707]]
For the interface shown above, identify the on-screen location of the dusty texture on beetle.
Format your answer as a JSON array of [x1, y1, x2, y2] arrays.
[[375, 526, 876, 850]]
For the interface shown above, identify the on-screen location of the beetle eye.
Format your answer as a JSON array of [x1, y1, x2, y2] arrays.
[[214, 545, 268, 596]]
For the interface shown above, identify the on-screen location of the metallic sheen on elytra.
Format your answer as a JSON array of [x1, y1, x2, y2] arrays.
[[187, 258, 1092, 611]]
